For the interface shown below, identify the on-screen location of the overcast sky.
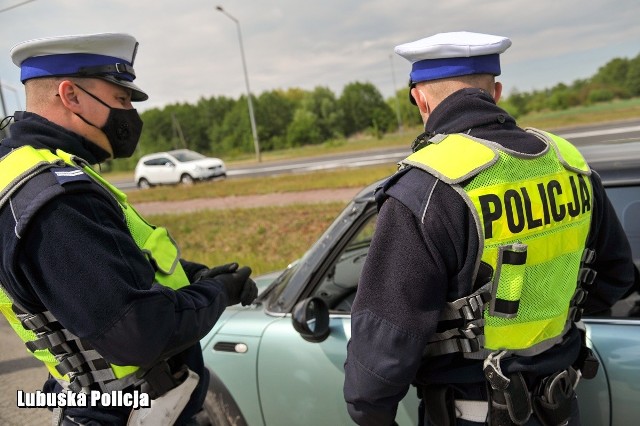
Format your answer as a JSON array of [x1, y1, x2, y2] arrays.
[[1, 0, 639, 114]]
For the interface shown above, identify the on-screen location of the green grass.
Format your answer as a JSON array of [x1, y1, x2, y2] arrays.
[[149, 203, 345, 276], [517, 97, 640, 130], [127, 164, 398, 203]]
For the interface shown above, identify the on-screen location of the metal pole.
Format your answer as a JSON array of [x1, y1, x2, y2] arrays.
[[0, 80, 9, 138], [0, 0, 38, 14], [389, 54, 403, 134], [0, 0, 39, 139], [216, 6, 261, 162], [1, 81, 23, 110]]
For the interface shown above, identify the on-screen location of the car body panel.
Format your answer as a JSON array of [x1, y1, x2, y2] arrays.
[[258, 317, 354, 425], [259, 314, 421, 425], [203, 331, 264, 425], [201, 139, 640, 425], [579, 320, 640, 425], [574, 332, 611, 426]]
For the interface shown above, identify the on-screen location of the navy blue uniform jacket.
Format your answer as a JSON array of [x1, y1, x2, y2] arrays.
[[343, 89, 635, 425], [0, 112, 230, 424]]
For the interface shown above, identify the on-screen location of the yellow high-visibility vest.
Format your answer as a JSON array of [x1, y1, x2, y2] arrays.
[[0, 146, 189, 386], [401, 129, 592, 353]]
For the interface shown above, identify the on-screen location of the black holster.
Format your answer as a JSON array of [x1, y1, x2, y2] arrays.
[[532, 369, 578, 426], [487, 372, 532, 426], [419, 384, 457, 426], [138, 361, 188, 399]]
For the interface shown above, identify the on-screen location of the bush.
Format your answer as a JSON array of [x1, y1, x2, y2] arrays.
[[588, 89, 615, 103]]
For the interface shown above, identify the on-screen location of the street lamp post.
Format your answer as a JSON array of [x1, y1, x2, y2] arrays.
[[216, 5, 261, 162], [0, 81, 9, 139], [389, 54, 403, 134], [0, 0, 40, 139]]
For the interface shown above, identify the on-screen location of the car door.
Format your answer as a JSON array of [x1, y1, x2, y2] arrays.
[[580, 313, 640, 425], [257, 213, 420, 426], [155, 156, 177, 184], [143, 157, 170, 184], [577, 183, 640, 426]]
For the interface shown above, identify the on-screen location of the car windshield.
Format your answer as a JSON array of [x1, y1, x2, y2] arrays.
[[265, 201, 365, 309], [605, 185, 640, 269], [170, 150, 205, 162]]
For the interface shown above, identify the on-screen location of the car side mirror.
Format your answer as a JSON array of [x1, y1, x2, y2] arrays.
[[292, 297, 330, 343], [165, 162, 174, 167]]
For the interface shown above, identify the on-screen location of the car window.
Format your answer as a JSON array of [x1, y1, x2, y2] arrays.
[[171, 150, 205, 162], [605, 186, 640, 267], [144, 157, 172, 166], [313, 214, 377, 313], [598, 185, 640, 319]]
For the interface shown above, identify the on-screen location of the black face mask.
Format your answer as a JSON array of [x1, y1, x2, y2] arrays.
[[74, 84, 143, 159]]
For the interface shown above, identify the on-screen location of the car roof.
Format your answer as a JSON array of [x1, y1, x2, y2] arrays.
[[138, 152, 170, 161], [167, 149, 194, 155], [353, 139, 640, 203]]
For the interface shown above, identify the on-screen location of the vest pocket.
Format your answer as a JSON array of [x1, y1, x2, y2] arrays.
[[490, 243, 528, 318]]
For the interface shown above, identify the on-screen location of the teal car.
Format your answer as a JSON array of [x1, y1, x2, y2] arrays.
[[199, 140, 640, 426]]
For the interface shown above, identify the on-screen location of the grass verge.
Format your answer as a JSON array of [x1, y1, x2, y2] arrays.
[[127, 164, 398, 203], [149, 202, 346, 276], [517, 97, 640, 130]]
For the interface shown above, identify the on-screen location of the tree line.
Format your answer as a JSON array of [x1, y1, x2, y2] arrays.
[[111, 52, 640, 171]]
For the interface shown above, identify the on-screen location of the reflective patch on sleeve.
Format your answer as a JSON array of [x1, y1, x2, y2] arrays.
[[50, 167, 91, 185]]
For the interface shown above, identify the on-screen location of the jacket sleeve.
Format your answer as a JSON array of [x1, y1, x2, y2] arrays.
[[583, 172, 636, 315], [17, 190, 229, 367], [179, 258, 208, 283], [344, 188, 475, 425]]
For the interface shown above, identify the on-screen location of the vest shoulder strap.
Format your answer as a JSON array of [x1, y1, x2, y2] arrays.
[[400, 133, 499, 184], [0, 146, 106, 239], [526, 128, 591, 176], [0, 146, 65, 210]]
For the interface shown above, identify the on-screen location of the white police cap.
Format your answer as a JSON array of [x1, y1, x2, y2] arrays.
[[10, 32, 148, 101], [395, 31, 511, 84]]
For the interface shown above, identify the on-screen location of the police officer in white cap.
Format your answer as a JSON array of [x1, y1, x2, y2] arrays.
[[0, 33, 257, 425], [344, 31, 634, 426]]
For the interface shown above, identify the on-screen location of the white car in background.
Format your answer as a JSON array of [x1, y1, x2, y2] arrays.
[[134, 149, 227, 188]]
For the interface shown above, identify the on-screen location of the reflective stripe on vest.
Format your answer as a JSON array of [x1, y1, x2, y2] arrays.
[[400, 129, 593, 355], [0, 146, 189, 385]]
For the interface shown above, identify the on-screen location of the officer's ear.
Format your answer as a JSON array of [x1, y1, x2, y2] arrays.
[[411, 86, 431, 121], [493, 81, 503, 103], [57, 80, 83, 113], [411, 87, 425, 110]]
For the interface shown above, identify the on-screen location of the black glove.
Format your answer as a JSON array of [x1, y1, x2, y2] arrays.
[[193, 262, 239, 282], [206, 266, 258, 306], [179, 259, 209, 282]]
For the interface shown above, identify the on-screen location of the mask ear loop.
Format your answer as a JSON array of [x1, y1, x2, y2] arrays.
[[69, 84, 111, 130], [0, 115, 13, 130], [74, 84, 113, 109]]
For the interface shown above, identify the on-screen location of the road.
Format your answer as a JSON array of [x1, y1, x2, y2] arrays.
[[227, 120, 640, 176], [115, 120, 640, 191]]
